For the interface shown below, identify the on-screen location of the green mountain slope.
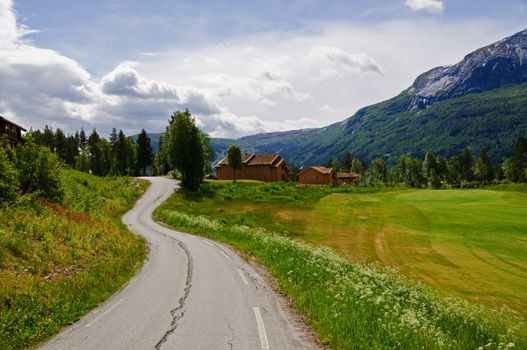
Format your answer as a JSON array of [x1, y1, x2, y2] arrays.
[[213, 84, 527, 166], [146, 84, 527, 168]]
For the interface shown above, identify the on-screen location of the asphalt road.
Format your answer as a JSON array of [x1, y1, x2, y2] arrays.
[[40, 177, 319, 350]]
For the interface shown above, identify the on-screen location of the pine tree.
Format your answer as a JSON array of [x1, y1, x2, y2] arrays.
[[54, 128, 67, 161], [63, 134, 79, 166], [109, 128, 118, 147], [114, 130, 131, 175], [79, 128, 87, 149], [136, 129, 153, 176], [511, 136, 527, 182], [343, 151, 352, 173], [88, 129, 104, 176], [41, 125, 56, 150], [459, 147, 473, 182]]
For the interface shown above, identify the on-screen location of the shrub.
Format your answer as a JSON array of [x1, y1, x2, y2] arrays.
[[0, 148, 19, 203], [15, 139, 63, 201]]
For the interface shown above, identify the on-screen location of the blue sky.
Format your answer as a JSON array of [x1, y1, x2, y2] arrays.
[[2, 0, 526, 137]]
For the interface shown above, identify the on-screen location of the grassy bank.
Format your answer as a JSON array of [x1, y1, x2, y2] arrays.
[[0, 169, 148, 349], [155, 181, 525, 349]]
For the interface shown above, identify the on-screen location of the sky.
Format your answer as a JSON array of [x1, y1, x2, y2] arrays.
[[1, 0, 526, 138]]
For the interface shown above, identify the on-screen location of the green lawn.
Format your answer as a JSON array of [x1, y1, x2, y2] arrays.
[[163, 181, 527, 321], [306, 189, 527, 319], [156, 181, 526, 348]]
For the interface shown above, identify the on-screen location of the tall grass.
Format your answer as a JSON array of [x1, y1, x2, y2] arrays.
[[155, 209, 525, 350], [0, 170, 148, 350]]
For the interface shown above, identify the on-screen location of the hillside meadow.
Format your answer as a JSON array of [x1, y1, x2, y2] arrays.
[[0, 170, 148, 350], [155, 180, 526, 349]]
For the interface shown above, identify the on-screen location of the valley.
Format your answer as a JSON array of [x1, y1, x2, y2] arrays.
[[158, 181, 527, 324], [2, 4, 527, 348]]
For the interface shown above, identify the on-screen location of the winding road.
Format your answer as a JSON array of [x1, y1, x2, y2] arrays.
[[40, 177, 319, 350]]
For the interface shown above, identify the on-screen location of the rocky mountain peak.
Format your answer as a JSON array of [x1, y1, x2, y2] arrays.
[[408, 29, 527, 109]]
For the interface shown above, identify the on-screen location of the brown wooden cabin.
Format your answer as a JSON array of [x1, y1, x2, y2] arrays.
[[298, 166, 338, 185], [0, 116, 26, 147], [215, 153, 292, 182], [337, 172, 361, 186]]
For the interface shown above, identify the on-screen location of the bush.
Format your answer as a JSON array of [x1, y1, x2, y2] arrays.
[[15, 139, 63, 201], [0, 148, 19, 203]]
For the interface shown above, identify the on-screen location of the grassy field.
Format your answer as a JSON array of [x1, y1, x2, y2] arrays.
[[0, 169, 148, 350], [156, 180, 527, 347]]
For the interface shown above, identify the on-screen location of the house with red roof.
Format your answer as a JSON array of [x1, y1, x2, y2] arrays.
[[215, 153, 291, 182], [298, 166, 338, 185]]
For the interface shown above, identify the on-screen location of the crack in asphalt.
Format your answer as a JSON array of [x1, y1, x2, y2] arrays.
[[227, 321, 235, 350], [154, 239, 193, 350], [133, 192, 194, 350]]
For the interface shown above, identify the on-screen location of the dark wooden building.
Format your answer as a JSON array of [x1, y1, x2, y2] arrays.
[[215, 153, 292, 182], [337, 172, 361, 186], [0, 116, 26, 147], [298, 166, 338, 185]]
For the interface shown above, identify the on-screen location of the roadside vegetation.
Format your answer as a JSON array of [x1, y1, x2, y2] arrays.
[[155, 180, 526, 349], [0, 137, 148, 349]]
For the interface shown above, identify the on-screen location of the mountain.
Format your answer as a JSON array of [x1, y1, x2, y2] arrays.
[[211, 29, 527, 167], [408, 29, 527, 109]]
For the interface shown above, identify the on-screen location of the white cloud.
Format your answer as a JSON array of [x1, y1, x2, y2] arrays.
[[0, 0, 18, 47], [307, 46, 383, 79], [101, 62, 179, 100], [0, 0, 523, 139], [0, 0, 261, 137], [405, 0, 445, 14]]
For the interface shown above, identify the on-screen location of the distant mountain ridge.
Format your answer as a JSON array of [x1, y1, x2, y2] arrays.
[[144, 30, 527, 168], [408, 29, 527, 109], [210, 29, 527, 167]]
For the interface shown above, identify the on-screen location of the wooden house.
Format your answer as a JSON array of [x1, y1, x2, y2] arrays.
[[215, 153, 291, 182], [0, 116, 26, 147], [298, 166, 338, 185], [337, 172, 361, 185]]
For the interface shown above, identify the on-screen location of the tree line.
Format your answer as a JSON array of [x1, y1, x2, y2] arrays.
[[29, 126, 153, 177], [0, 109, 214, 205], [328, 136, 527, 188]]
